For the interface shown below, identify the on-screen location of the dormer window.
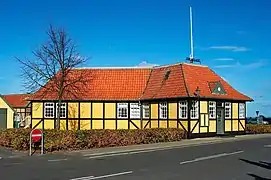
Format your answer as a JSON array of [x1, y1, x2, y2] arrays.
[[208, 81, 226, 95]]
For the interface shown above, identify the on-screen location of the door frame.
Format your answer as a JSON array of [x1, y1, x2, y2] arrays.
[[216, 107, 225, 135], [0, 108, 8, 129]]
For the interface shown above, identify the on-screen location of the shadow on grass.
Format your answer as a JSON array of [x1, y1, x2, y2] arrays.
[[240, 158, 271, 180]]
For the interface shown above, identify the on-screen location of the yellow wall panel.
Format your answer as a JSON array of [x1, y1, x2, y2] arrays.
[[151, 120, 158, 128], [209, 120, 216, 132], [232, 120, 238, 131], [44, 120, 54, 129], [32, 102, 43, 118], [225, 120, 232, 131], [142, 120, 150, 129], [105, 120, 115, 129], [169, 120, 177, 128], [169, 103, 177, 119], [105, 103, 116, 119], [191, 121, 199, 133], [130, 120, 140, 129], [92, 103, 103, 118], [200, 127, 208, 133], [159, 120, 168, 128], [233, 103, 238, 119], [117, 120, 128, 129], [0, 97, 15, 128], [68, 120, 79, 130], [93, 120, 103, 129], [68, 103, 79, 118], [32, 119, 42, 129], [180, 120, 188, 131], [151, 104, 158, 119], [239, 120, 245, 131], [80, 120, 91, 130], [60, 120, 66, 130], [200, 101, 208, 113], [80, 103, 91, 118]]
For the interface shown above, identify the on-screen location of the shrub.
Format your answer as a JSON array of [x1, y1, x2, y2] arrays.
[[0, 128, 186, 152], [246, 124, 271, 134]]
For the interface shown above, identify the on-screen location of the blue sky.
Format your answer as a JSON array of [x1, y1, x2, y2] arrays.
[[0, 0, 270, 117]]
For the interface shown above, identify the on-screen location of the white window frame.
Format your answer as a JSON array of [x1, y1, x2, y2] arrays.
[[190, 101, 199, 119], [44, 102, 54, 118], [239, 103, 245, 118], [209, 101, 216, 119], [130, 103, 140, 118], [117, 103, 128, 118], [225, 102, 231, 119], [56, 103, 67, 118], [142, 103, 150, 119], [159, 102, 167, 119], [179, 101, 188, 119]]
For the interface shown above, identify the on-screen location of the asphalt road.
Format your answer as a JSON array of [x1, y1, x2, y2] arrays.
[[1, 137, 271, 180]]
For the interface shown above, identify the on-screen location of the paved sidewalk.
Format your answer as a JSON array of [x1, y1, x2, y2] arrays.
[[67, 133, 271, 157]]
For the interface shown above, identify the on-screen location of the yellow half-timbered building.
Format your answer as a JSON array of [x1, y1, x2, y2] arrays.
[[29, 62, 252, 138]]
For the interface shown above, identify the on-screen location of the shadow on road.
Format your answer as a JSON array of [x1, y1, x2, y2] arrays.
[[247, 173, 271, 180], [240, 158, 271, 180]]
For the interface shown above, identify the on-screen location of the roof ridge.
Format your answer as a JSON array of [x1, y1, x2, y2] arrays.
[[74, 66, 153, 69]]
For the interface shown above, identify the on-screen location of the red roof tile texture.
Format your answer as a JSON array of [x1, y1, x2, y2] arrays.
[[182, 63, 252, 101], [31, 63, 252, 101], [2, 94, 30, 107]]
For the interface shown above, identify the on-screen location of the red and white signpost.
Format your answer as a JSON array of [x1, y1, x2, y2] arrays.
[[29, 129, 44, 156]]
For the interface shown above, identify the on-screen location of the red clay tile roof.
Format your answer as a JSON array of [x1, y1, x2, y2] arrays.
[[2, 94, 30, 107], [182, 63, 252, 101], [31, 63, 252, 101], [140, 64, 188, 99], [32, 68, 152, 101]]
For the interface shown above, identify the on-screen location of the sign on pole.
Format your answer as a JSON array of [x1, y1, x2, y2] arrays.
[[29, 129, 44, 156]]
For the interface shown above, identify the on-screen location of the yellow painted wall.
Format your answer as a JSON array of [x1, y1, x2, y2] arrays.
[[191, 121, 199, 133], [142, 120, 150, 129], [32, 102, 43, 118], [232, 120, 238, 131], [200, 101, 208, 113], [151, 120, 158, 128], [105, 103, 116, 119], [80, 120, 91, 130], [80, 103, 91, 118], [0, 97, 15, 128], [117, 120, 128, 129], [68, 119, 79, 130], [151, 104, 158, 119], [209, 120, 216, 132], [169, 120, 177, 128], [200, 127, 208, 133], [169, 103, 177, 119], [233, 103, 238, 119], [92, 103, 103, 118], [180, 120, 188, 131], [44, 119, 54, 129], [130, 120, 140, 129], [32, 119, 42, 129], [105, 120, 115, 129], [68, 103, 79, 118], [239, 120, 245, 131], [225, 120, 232, 131], [159, 120, 167, 128], [200, 114, 209, 127], [93, 120, 103, 129], [60, 120, 66, 130]]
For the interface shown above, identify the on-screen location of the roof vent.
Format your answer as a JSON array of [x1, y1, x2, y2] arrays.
[[208, 81, 226, 95]]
